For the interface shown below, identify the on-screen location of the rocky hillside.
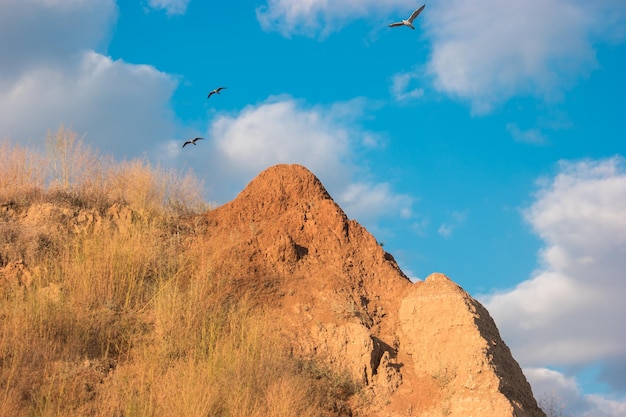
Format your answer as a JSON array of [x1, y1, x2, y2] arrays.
[[195, 164, 546, 417]]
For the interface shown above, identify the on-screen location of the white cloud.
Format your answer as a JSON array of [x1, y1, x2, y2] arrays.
[[195, 96, 416, 227], [209, 97, 352, 184], [585, 395, 626, 417], [437, 210, 468, 238], [481, 157, 626, 407], [0, 0, 117, 85], [423, 0, 599, 113], [339, 182, 413, 222], [391, 72, 424, 102], [256, 0, 626, 111], [256, 0, 414, 38], [506, 123, 548, 145], [146, 0, 190, 16], [0, 0, 180, 158], [422, 0, 626, 113], [206, 96, 384, 186], [0, 51, 179, 158], [526, 367, 626, 417], [437, 224, 453, 238]]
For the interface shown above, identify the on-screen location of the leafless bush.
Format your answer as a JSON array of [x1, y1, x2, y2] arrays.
[[538, 392, 575, 417]]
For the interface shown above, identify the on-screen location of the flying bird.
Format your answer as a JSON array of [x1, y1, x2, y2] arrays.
[[389, 4, 425, 29], [207, 87, 227, 99], [182, 137, 204, 148]]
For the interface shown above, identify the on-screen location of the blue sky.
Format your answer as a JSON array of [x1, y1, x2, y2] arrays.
[[1, 1, 626, 415]]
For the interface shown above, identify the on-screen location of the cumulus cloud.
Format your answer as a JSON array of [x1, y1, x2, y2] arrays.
[[0, 0, 180, 158], [526, 367, 626, 417], [0, 0, 117, 85], [585, 395, 626, 417], [146, 0, 191, 16], [209, 97, 352, 184], [0, 51, 179, 157], [256, 0, 413, 38], [481, 157, 626, 402], [196, 96, 416, 226], [422, 0, 626, 113], [422, 0, 599, 113]]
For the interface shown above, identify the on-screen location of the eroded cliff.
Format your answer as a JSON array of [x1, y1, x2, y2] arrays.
[[195, 164, 546, 417]]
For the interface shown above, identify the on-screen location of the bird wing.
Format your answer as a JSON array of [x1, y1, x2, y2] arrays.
[[217, 87, 226, 91], [193, 137, 204, 143], [182, 141, 191, 148], [207, 92, 214, 98], [389, 22, 405, 27], [408, 4, 425, 23]]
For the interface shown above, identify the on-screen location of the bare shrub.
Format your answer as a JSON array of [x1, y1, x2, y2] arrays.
[[42, 126, 208, 214], [0, 140, 45, 205], [538, 392, 574, 417], [44, 126, 115, 210], [108, 158, 208, 216], [46, 126, 95, 190]]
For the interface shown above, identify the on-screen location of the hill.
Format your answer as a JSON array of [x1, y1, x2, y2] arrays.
[[0, 133, 545, 416], [196, 163, 546, 417]]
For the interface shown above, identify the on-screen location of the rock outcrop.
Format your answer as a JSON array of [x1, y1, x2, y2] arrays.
[[196, 164, 546, 417]]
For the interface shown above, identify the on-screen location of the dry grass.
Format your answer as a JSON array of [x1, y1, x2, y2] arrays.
[[0, 138, 46, 205], [2, 126, 207, 214], [0, 129, 358, 417]]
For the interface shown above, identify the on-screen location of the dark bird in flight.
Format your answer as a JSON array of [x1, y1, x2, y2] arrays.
[[182, 137, 204, 148], [389, 4, 425, 29], [207, 87, 227, 98]]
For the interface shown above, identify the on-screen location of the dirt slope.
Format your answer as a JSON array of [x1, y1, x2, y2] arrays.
[[196, 164, 546, 417]]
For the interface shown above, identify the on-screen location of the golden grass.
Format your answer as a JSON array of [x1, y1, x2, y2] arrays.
[[0, 129, 358, 417], [0, 138, 46, 204], [2, 126, 207, 214]]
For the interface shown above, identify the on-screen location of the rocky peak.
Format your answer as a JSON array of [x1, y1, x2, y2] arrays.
[[196, 164, 546, 417], [234, 163, 334, 216]]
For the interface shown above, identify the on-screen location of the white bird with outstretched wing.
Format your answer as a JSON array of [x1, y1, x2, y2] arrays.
[[389, 4, 425, 29]]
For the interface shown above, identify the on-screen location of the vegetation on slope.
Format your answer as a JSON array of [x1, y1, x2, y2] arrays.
[[0, 128, 358, 417]]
